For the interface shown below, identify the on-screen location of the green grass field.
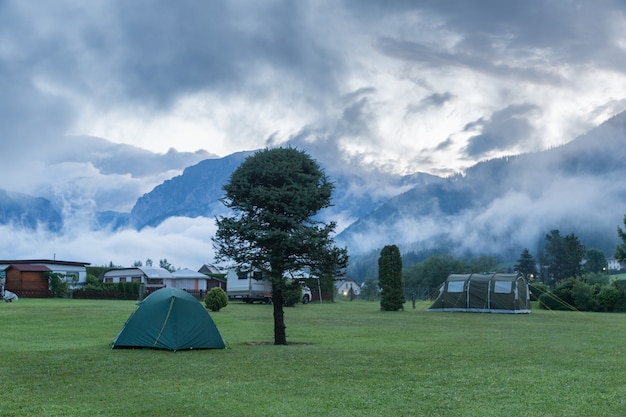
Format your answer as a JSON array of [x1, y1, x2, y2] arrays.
[[1, 299, 625, 417]]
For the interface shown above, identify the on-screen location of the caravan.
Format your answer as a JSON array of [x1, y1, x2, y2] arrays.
[[226, 269, 312, 304]]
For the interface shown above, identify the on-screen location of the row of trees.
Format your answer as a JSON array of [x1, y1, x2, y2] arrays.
[[530, 216, 626, 312], [132, 258, 176, 272]]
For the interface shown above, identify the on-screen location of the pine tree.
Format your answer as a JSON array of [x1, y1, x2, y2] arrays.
[[515, 248, 537, 279], [213, 147, 347, 344]]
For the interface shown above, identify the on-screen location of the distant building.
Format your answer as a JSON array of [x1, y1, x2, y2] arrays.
[[607, 258, 624, 271], [102, 267, 170, 287], [198, 263, 227, 290], [102, 266, 226, 299], [0, 259, 90, 297], [335, 279, 361, 299], [165, 268, 218, 291]]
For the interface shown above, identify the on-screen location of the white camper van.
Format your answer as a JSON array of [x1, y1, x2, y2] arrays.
[[226, 269, 312, 304]]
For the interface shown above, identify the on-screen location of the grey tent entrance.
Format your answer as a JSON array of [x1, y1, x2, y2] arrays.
[[427, 273, 531, 314], [112, 287, 226, 350]]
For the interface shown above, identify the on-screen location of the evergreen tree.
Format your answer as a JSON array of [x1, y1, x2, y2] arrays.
[[515, 248, 537, 279], [544, 229, 585, 286], [213, 147, 347, 345], [378, 244, 405, 311]]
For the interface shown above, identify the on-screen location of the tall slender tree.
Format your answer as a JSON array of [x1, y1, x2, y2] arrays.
[[213, 147, 347, 345], [378, 244, 405, 311]]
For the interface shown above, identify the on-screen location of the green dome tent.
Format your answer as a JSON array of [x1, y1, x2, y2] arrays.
[[427, 273, 531, 314], [112, 287, 226, 350]]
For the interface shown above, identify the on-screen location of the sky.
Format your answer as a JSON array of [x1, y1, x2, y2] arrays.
[[4, 0, 626, 176], [2, 0, 626, 269]]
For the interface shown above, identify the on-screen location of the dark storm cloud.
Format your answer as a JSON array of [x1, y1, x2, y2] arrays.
[[351, 0, 626, 88], [285, 88, 379, 170], [0, 1, 343, 137], [376, 37, 564, 84], [462, 104, 541, 158], [107, 1, 343, 107], [0, 0, 345, 191]]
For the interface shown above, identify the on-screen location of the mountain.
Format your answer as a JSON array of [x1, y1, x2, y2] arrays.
[[127, 150, 439, 230], [0, 189, 62, 232], [1, 112, 625, 271], [338, 111, 626, 260], [129, 151, 253, 229]]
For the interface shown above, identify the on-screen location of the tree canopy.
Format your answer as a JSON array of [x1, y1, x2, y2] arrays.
[[584, 248, 607, 274], [544, 229, 585, 285], [213, 147, 347, 345]]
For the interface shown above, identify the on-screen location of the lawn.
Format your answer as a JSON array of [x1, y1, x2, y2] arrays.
[[1, 298, 625, 417]]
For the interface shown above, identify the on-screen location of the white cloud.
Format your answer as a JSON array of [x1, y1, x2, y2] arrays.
[[0, 216, 218, 270]]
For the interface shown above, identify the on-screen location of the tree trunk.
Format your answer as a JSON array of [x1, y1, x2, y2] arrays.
[[272, 278, 288, 345]]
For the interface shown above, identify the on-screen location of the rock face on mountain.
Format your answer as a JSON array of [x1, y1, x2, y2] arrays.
[[337, 112, 626, 257], [129, 151, 253, 229], [128, 149, 440, 230], [0, 189, 62, 232]]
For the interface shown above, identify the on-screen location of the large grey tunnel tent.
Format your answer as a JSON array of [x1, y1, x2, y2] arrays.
[[427, 273, 531, 314], [112, 287, 226, 350]]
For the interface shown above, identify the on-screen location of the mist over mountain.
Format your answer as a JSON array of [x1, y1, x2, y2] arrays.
[[127, 150, 438, 231], [129, 151, 253, 229], [338, 112, 626, 262], [3, 135, 216, 216], [0, 189, 62, 232], [0, 113, 624, 271]]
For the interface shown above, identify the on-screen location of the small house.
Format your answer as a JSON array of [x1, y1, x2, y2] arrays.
[[198, 264, 227, 290], [335, 279, 361, 299], [164, 268, 211, 291], [102, 267, 171, 288], [0, 259, 90, 297]]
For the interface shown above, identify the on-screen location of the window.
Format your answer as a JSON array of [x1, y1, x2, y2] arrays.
[[447, 281, 464, 292], [131, 276, 141, 283], [119, 277, 126, 283], [494, 281, 512, 293], [104, 278, 113, 283]]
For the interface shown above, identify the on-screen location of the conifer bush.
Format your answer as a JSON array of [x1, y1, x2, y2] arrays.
[[378, 244, 405, 311], [204, 287, 228, 311]]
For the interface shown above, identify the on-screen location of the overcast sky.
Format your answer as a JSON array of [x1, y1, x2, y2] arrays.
[[4, 0, 626, 178], [2, 0, 626, 268]]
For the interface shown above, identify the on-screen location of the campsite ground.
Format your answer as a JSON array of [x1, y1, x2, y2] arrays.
[[1, 299, 625, 416]]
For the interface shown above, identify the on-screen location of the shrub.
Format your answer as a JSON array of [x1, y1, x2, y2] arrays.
[[582, 272, 610, 286], [529, 281, 549, 301], [571, 280, 597, 311], [539, 279, 577, 310], [204, 287, 228, 312], [596, 285, 626, 312], [48, 272, 72, 298]]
